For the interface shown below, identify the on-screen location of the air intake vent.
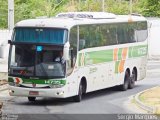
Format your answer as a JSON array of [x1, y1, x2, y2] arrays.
[[56, 12, 116, 19]]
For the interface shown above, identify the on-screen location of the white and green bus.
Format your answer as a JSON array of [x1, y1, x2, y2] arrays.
[[8, 12, 148, 102]]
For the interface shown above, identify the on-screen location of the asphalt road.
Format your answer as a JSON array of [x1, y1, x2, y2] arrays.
[[1, 61, 160, 120]]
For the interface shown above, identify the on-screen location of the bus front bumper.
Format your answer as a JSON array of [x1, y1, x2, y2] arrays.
[[8, 86, 67, 98]]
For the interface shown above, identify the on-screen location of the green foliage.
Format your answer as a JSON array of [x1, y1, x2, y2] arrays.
[[0, 0, 8, 28], [106, 0, 130, 14], [15, 0, 68, 23], [78, 0, 102, 12], [141, 0, 160, 17], [0, 0, 160, 28]]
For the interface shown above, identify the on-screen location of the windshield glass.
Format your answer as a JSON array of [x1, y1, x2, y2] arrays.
[[13, 28, 67, 44], [9, 44, 66, 79]]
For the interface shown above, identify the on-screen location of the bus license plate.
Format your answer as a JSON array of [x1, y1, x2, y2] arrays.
[[29, 91, 39, 95]]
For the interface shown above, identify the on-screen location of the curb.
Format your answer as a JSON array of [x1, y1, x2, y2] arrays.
[[134, 87, 158, 114]]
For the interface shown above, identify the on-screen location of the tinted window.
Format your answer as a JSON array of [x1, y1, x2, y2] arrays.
[[79, 24, 118, 50], [117, 23, 138, 44], [78, 21, 147, 50], [128, 23, 137, 43], [117, 24, 128, 44], [14, 28, 67, 44], [117, 22, 147, 43], [136, 22, 148, 42], [101, 24, 118, 45], [9, 45, 65, 78], [68, 26, 78, 75]]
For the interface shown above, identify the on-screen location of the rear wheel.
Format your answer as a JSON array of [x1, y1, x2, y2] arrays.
[[120, 70, 130, 91], [128, 69, 136, 89], [28, 97, 36, 102], [73, 82, 83, 102]]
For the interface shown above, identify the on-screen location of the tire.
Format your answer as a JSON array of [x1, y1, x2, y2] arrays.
[[73, 82, 83, 102], [120, 70, 130, 91], [28, 97, 36, 102], [128, 69, 136, 89]]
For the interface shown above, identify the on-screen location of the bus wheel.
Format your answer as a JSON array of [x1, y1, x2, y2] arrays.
[[128, 69, 136, 89], [73, 82, 83, 102], [120, 70, 130, 91], [28, 97, 36, 102]]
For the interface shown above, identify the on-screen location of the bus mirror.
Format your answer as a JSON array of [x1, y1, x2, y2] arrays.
[[8, 40, 12, 44], [79, 39, 85, 49], [63, 42, 70, 60]]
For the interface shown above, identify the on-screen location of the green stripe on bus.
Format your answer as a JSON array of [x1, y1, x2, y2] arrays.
[[8, 77, 66, 85], [78, 45, 147, 66], [22, 78, 66, 85], [87, 50, 113, 64], [115, 61, 120, 73], [130, 45, 148, 58], [118, 48, 123, 60], [129, 47, 133, 58]]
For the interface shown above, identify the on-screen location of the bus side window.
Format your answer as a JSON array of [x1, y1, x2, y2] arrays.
[[104, 25, 118, 45], [128, 28, 136, 43], [117, 24, 129, 44], [136, 22, 148, 42], [67, 26, 78, 76], [79, 39, 86, 50], [79, 26, 88, 49]]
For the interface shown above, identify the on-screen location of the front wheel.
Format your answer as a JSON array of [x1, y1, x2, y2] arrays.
[[73, 82, 83, 102], [28, 97, 36, 102]]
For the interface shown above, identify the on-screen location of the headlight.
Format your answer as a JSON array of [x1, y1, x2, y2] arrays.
[[9, 82, 20, 87], [9, 82, 15, 86]]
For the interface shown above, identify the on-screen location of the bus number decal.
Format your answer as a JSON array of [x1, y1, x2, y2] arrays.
[[138, 47, 147, 56]]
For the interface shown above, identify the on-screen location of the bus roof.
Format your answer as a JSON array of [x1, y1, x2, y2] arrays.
[[15, 12, 147, 29]]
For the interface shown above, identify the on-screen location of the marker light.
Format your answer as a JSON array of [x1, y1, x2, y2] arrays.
[[37, 46, 43, 52]]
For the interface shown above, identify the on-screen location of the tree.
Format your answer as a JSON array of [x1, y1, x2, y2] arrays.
[[15, 0, 68, 23], [0, 0, 8, 28], [141, 0, 160, 17], [0, 0, 159, 29]]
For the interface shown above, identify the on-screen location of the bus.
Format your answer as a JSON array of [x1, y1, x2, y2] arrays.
[[8, 12, 148, 102]]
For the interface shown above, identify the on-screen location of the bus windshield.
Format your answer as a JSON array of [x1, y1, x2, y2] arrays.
[[13, 28, 67, 45], [9, 44, 66, 79]]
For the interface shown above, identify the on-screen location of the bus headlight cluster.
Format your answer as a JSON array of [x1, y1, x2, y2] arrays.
[[9, 82, 20, 87], [9, 82, 15, 86]]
